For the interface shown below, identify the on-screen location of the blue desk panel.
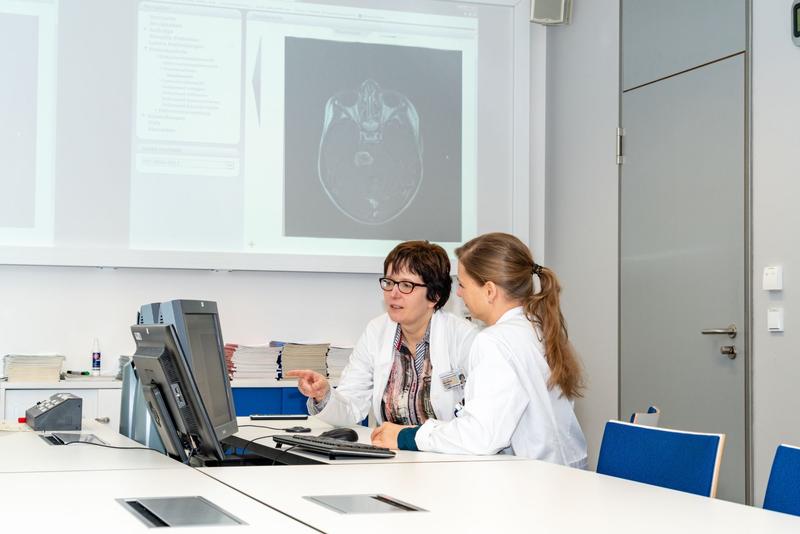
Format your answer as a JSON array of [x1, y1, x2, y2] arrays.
[[232, 388, 284, 415], [281, 387, 310, 414], [232, 387, 366, 425]]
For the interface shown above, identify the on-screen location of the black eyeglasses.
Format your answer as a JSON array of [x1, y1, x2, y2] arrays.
[[379, 277, 427, 294]]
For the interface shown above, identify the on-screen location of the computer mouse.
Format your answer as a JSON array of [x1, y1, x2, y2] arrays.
[[319, 427, 359, 442], [285, 426, 312, 433]]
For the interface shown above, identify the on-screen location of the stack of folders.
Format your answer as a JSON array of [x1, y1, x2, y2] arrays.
[[326, 346, 353, 380], [230, 345, 280, 380], [3, 354, 65, 382], [279, 343, 329, 379]]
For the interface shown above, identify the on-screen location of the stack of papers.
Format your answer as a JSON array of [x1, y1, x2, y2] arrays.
[[231, 344, 280, 379], [326, 346, 353, 380], [279, 343, 329, 378], [3, 354, 65, 382]]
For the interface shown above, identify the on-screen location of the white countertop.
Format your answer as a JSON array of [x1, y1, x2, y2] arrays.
[[1, 378, 122, 389]]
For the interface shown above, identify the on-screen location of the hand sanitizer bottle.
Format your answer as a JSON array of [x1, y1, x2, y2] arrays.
[[91, 338, 101, 376]]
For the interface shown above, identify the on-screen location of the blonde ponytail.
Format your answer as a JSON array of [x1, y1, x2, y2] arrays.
[[523, 266, 583, 399], [456, 233, 584, 399]]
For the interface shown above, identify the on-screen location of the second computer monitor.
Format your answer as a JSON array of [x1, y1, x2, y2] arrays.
[[158, 299, 238, 441]]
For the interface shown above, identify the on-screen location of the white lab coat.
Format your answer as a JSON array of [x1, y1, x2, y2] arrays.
[[312, 310, 478, 427], [414, 306, 588, 468]]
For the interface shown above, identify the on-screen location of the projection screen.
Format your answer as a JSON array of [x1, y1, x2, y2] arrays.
[[0, 0, 530, 272]]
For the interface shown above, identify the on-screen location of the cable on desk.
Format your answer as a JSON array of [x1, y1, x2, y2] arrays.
[[237, 424, 288, 431], [65, 440, 165, 454], [272, 444, 299, 466], [233, 433, 300, 464], [239, 434, 281, 457]]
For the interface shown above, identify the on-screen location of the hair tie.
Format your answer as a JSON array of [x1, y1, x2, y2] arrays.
[[532, 263, 543, 276]]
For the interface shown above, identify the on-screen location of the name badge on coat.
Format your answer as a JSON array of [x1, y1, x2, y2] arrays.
[[439, 369, 466, 391]]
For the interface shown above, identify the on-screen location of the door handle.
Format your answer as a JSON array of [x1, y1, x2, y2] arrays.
[[701, 324, 737, 339]]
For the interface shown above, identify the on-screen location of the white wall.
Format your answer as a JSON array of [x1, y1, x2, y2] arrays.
[[751, 0, 800, 506], [540, 1, 620, 468], [0, 265, 389, 374]]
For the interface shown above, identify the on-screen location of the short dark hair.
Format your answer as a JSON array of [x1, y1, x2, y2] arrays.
[[384, 241, 452, 311]]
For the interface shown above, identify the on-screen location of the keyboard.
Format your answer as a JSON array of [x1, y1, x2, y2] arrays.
[[272, 434, 396, 460]]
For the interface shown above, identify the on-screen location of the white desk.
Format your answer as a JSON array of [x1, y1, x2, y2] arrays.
[[0, 467, 316, 533], [2, 415, 799, 533], [0, 419, 180, 473], [229, 416, 522, 465], [202, 460, 800, 533]]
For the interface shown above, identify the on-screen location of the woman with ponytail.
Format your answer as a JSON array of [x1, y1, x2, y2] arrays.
[[372, 232, 587, 468]]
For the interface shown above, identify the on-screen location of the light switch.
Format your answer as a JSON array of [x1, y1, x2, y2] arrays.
[[763, 266, 783, 291], [768, 307, 784, 332]]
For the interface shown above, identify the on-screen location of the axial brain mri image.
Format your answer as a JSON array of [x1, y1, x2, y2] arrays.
[[282, 37, 462, 241], [318, 79, 423, 225]]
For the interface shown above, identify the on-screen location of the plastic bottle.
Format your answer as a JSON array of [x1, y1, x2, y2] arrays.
[[91, 337, 101, 376]]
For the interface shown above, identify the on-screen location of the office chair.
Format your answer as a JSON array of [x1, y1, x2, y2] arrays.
[[763, 444, 800, 516], [596, 420, 725, 497], [119, 360, 166, 453], [629, 405, 661, 427]]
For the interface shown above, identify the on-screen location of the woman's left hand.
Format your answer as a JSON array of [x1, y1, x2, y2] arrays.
[[371, 422, 410, 449]]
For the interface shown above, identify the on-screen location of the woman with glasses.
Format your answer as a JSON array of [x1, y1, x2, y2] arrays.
[[285, 241, 477, 428], [371, 233, 588, 468]]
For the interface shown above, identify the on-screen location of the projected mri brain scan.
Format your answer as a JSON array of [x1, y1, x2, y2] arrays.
[[318, 79, 423, 224]]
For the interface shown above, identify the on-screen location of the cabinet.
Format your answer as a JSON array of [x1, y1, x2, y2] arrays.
[[0, 380, 122, 431], [230, 379, 311, 416], [230, 379, 368, 426]]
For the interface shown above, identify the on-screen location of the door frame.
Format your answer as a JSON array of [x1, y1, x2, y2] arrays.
[[743, 0, 753, 506]]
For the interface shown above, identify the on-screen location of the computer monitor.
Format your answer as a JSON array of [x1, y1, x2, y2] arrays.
[[131, 323, 226, 464], [158, 300, 238, 442]]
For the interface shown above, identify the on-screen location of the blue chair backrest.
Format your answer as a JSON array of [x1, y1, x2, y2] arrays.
[[597, 420, 724, 497], [764, 444, 800, 516]]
